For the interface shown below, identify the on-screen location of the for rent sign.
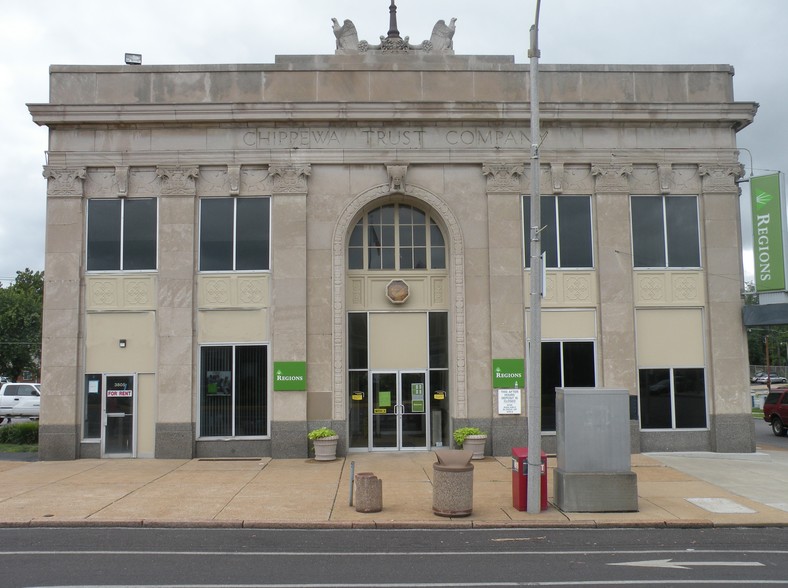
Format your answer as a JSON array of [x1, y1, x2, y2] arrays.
[[752, 174, 786, 292]]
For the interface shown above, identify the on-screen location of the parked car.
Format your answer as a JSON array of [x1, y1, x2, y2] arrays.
[[0, 382, 41, 421], [754, 373, 787, 384], [763, 388, 788, 436], [751, 371, 767, 383]]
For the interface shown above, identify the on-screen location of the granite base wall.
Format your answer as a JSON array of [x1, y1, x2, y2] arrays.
[[38, 424, 78, 460], [155, 422, 195, 459], [272, 420, 309, 458], [711, 413, 756, 452], [195, 439, 270, 458]]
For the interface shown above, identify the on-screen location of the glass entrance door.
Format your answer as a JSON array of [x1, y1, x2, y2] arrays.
[[102, 374, 136, 457], [370, 371, 428, 450]]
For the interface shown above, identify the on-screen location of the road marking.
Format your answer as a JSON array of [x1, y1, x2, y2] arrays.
[[686, 497, 756, 513], [610, 558, 765, 570]]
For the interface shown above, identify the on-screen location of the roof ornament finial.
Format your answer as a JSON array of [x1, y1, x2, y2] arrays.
[[387, 0, 401, 40], [332, 1, 457, 55]]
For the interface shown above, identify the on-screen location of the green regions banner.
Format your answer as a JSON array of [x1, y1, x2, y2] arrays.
[[492, 358, 524, 389], [752, 174, 785, 292], [273, 361, 307, 391]]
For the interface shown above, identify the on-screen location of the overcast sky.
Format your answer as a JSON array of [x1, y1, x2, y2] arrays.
[[1, 0, 785, 283]]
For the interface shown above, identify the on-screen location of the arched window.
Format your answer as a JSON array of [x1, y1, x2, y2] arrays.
[[348, 203, 446, 270]]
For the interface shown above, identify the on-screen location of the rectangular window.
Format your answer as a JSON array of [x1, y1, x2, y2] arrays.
[[200, 345, 267, 437], [631, 196, 700, 268], [348, 312, 369, 448], [83, 374, 102, 439], [541, 341, 596, 431], [639, 367, 706, 429], [87, 199, 157, 271], [199, 198, 270, 271], [523, 196, 593, 268]]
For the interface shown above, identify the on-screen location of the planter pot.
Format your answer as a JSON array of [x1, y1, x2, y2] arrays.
[[462, 435, 487, 460], [312, 435, 339, 461]]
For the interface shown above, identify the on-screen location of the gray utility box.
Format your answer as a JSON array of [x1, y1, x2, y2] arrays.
[[554, 388, 638, 512]]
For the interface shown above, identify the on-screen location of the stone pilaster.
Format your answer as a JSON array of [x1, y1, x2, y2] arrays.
[[699, 163, 753, 452], [483, 163, 527, 443], [269, 164, 311, 457], [593, 163, 638, 448], [154, 166, 198, 458], [38, 167, 86, 460]]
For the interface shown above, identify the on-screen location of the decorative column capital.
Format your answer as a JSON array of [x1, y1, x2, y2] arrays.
[[269, 164, 311, 194], [698, 164, 744, 193], [591, 163, 633, 193], [482, 163, 525, 193], [42, 166, 86, 197], [157, 166, 199, 196]]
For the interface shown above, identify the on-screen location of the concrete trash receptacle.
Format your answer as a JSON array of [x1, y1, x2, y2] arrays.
[[432, 449, 474, 517], [354, 472, 382, 513]]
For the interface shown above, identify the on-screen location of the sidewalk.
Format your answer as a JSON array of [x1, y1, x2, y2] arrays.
[[1, 448, 787, 528]]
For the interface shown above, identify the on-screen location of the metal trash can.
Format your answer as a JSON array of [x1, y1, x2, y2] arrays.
[[432, 449, 474, 517]]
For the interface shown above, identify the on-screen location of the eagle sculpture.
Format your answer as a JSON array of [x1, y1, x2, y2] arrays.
[[430, 17, 457, 52], [332, 18, 359, 53]]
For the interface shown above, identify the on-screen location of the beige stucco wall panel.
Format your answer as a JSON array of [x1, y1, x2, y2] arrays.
[[136, 373, 156, 458], [527, 309, 597, 340], [86, 312, 156, 373], [636, 308, 704, 366], [306, 390, 333, 421], [369, 312, 427, 370], [198, 309, 268, 343], [273, 389, 307, 421]]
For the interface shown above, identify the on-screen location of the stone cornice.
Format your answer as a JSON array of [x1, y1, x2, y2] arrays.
[[28, 102, 757, 128]]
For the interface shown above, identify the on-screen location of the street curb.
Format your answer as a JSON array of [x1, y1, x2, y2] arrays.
[[4, 519, 788, 530]]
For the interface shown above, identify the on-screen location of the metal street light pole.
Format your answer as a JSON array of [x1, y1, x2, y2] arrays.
[[526, 0, 543, 515]]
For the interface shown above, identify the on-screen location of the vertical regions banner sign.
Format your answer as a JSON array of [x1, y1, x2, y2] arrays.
[[752, 174, 786, 292]]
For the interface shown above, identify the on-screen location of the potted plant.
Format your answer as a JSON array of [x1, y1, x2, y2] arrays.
[[308, 427, 339, 461], [453, 426, 487, 460]]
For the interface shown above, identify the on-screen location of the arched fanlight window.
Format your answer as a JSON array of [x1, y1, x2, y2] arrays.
[[348, 203, 446, 270]]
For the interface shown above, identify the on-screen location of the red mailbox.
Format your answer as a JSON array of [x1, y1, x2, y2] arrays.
[[512, 447, 548, 511]]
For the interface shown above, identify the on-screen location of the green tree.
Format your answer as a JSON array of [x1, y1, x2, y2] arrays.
[[0, 269, 43, 381]]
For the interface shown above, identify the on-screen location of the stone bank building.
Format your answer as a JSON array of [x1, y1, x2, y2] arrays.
[[29, 10, 757, 460]]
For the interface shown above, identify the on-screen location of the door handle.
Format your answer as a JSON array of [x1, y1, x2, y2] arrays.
[[106, 412, 126, 417]]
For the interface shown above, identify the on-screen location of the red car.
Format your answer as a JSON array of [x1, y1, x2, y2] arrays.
[[763, 389, 788, 436]]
